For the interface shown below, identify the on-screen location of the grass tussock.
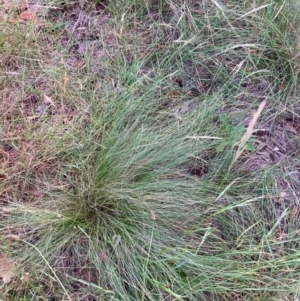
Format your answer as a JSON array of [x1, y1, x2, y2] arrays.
[[1, 0, 300, 300]]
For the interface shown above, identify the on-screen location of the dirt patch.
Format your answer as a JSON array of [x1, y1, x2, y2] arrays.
[[243, 115, 300, 173], [235, 110, 300, 237], [57, 3, 117, 73]]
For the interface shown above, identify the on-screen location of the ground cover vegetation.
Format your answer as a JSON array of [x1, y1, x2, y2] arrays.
[[0, 0, 300, 300]]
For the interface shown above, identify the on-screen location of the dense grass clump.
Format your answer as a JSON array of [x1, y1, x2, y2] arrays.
[[1, 1, 300, 300]]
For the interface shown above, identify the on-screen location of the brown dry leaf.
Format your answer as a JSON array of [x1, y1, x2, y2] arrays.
[[100, 251, 107, 263], [7, 234, 20, 240], [150, 210, 156, 221], [19, 10, 32, 20], [19, 10, 43, 26], [0, 255, 16, 284], [43, 94, 55, 106], [21, 272, 30, 283]]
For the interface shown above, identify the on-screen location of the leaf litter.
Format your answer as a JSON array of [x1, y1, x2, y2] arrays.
[[0, 255, 16, 284]]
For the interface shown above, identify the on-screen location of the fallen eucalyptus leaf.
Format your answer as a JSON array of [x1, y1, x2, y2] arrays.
[[0, 255, 16, 284]]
